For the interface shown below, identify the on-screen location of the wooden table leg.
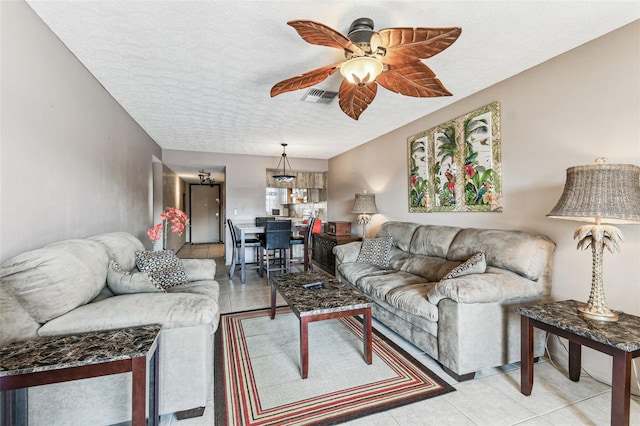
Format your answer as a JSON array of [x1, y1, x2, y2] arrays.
[[363, 309, 372, 364], [611, 350, 632, 426], [568, 340, 581, 381], [520, 316, 534, 395], [270, 283, 276, 320], [300, 317, 309, 379], [131, 356, 147, 426]]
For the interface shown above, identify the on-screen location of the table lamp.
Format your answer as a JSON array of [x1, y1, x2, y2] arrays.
[[547, 158, 640, 322], [352, 191, 378, 237]]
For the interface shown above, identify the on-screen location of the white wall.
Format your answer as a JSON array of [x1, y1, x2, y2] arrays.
[[328, 21, 640, 388], [163, 149, 328, 261], [0, 0, 163, 261]]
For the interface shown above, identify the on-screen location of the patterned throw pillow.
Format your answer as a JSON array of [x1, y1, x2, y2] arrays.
[[356, 236, 393, 268], [442, 252, 487, 280], [106, 261, 165, 294], [135, 250, 189, 288]]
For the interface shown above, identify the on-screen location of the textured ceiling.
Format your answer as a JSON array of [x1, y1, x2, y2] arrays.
[[26, 1, 639, 162]]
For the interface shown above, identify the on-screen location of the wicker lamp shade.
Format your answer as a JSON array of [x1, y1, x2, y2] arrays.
[[547, 163, 640, 224], [352, 193, 378, 214]]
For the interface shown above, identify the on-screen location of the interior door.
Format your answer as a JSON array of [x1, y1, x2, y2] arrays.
[[190, 184, 221, 243]]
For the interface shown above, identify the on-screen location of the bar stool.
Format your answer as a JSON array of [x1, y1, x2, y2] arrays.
[[290, 217, 316, 270], [259, 220, 291, 278], [227, 219, 261, 279]]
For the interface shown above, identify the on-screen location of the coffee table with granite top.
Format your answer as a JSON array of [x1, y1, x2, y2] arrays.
[[270, 271, 373, 379]]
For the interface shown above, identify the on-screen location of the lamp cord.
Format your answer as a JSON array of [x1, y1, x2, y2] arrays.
[[543, 332, 640, 398]]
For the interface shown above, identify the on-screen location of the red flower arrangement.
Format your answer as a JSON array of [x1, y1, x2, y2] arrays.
[[148, 207, 189, 249]]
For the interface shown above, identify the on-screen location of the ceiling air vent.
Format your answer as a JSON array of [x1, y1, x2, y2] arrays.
[[301, 88, 338, 104]]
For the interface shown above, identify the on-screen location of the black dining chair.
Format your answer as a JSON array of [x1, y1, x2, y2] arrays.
[[259, 220, 292, 278], [255, 216, 276, 241], [227, 219, 261, 279], [290, 217, 316, 270]]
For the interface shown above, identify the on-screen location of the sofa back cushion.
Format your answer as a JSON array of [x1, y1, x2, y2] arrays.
[[376, 221, 420, 252], [0, 239, 109, 323], [447, 228, 556, 281], [401, 255, 463, 282], [409, 225, 461, 258], [88, 232, 146, 271]]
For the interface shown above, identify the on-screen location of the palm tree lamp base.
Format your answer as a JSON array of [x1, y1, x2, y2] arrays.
[[574, 223, 622, 323], [578, 305, 619, 322]]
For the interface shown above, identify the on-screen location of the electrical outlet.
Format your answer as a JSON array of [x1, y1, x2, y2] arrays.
[[233, 209, 238, 215]]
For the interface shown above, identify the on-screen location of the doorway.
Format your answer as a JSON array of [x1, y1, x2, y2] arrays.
[[190, 184, 221, 243]]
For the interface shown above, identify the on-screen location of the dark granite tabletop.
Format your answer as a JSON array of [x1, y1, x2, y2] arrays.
[[0, 325, 161, 376], [517, 300, 640, 352], [270, 271, 372, 317]]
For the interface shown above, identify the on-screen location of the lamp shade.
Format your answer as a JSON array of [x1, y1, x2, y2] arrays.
[[352, 192, 378, 214], [547, 162, 640, 224], [340, 57, 383, 86]]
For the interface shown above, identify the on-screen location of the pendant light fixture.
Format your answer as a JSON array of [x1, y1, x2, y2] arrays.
[[273, 143, 296, 182]]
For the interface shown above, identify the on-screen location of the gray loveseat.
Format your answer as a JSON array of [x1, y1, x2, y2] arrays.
[[0, 232, 219, 425], [333, 221, 555, 381]]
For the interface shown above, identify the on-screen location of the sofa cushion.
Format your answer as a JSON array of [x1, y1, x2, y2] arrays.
[[180, 259, 216, 282], [88, 232, 146, 271], [447, 228, 555, 281], [107, 261, 165, 295], [135, 250, 189, 288], [387, 247, 412, 270], [356, 236, 393, 268], [427, 267, 543, 305], [400, 255, 462, 282], [376, 221, 420, 252], [0, 239, 109, 323], [338, 263, 395, 288], [385, 282, 439, 321], [356, 270, 428, 300], [409, 225, 461, 258], [442, 252, 486, 280], [38, 282, 220, 336]]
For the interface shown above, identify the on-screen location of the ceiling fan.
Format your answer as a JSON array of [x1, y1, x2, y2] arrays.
[[270, 18, 461, 120]]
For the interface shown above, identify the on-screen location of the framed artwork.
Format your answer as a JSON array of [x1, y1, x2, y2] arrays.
[[408, 102, 502, 212]]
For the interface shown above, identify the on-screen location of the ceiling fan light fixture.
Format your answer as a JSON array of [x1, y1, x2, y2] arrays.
[[272, 143, 296, 182], [340, 56, 383, 86]]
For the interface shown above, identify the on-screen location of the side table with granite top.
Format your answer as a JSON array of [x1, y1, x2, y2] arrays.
[[269, 271, 373, 379], [0, 324, 161, 426], [517, 300, 640, 426]]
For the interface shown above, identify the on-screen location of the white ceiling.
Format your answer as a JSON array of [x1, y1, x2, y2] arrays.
[[26, 1, 639, 163]]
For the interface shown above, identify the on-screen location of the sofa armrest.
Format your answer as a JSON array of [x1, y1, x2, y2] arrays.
[[427, 268, 543, 305], [181, 258, 216, 282], [333, 241, 362, 264]]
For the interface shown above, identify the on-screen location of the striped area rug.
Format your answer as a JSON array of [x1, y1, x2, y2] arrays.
[[214, 307, 455, 425]]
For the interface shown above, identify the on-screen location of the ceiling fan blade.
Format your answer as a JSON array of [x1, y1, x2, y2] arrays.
[[287, 20, 365, 56], [376, 62, 452, 97], [378, 27, 461, 65], [338, 79, 377, 120], [270, 63, 341, 97]]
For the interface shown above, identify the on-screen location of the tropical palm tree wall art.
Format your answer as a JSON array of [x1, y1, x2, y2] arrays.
[[408, 102, 502, 212]]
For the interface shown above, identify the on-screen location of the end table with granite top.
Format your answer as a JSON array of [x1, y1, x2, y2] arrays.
[[269, 271, 373, 379], [0, 324, 161, 426], [517, 300, 640, 426]]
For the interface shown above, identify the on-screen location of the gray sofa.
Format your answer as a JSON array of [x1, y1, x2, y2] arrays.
[[0, 232, 219, 425], [333, 221, 555, 381]]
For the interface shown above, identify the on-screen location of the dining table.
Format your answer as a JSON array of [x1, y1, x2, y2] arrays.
[[234, 221, 311, 284]]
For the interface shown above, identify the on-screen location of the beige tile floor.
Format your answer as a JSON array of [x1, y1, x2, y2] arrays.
[[172, 244, 640, 426]]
